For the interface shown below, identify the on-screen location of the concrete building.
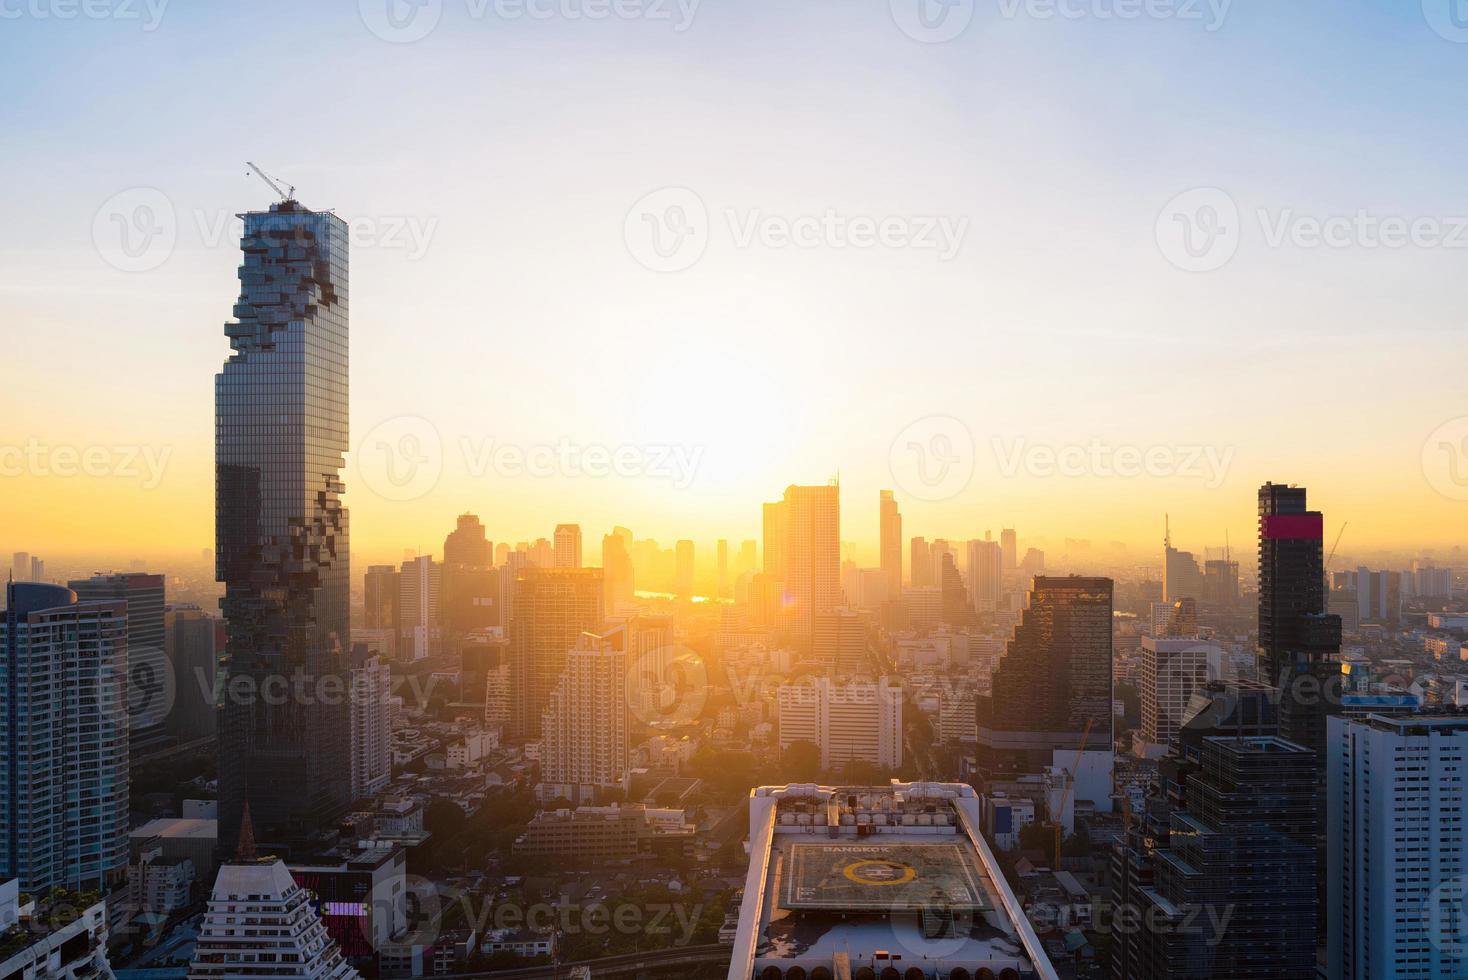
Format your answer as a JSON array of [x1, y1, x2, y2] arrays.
[[726, 782, 1057, 980], [553, 524, 582, 569], [777, 677, 902, 772], [349, 648, 391, 801], [0, 879, 117, 980], [69, 571, 169, 760], [514, 804, 694, 863], [189, 857, 361, 980], [1137, 636, 1218, 754], [0, 583, 129, 892], [1327, 713, 1468, 979], [166, 603, 220, 741], [288, 847, 408, 960], [538, 629, 628, 802], [397, 556, 442, 662]]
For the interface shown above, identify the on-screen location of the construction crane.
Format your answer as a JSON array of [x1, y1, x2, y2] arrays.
[[1326, 522, 1349, 569], [246, 161, 295, 204], [1048, 717, 1095, 866]]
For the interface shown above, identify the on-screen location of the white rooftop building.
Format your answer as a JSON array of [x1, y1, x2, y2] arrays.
[[189, 856, 361, 980], [727, 782, 1057, 980]]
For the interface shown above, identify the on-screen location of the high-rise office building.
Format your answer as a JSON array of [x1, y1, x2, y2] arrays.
[[528, 537, 553, 569], [716, 539, 729, 597], [966, 537, 1002, 614], [812, 608, 867, 676], [910, 536, 933, 587], [1162, 522, 1204, 604], [878, 490, 902, 599], [396, 556, 441, 662], [1113, 735, 1318, 979], [762, 501, 787, 579], [1353, 566, 1402, 624], [553, 524, 582, 569], [189, 855, 361, 980], [10, 552, 29, 583], [770, 485, 840, 650], [1000, 528, 1017, 570], [363, 565, 399, 652], [28, 557, 43, 582], [1202, 557, 1241, 608], [674, 539, 695, 597], [216, 198, 351, 848], [736, 539, 757, 576], [507, 567, 604, 740], [165, 603, 219, 742], [1, 582, 130, 892], [1138, 636, 1214, 751], [538, 629, 628, 803], [600, 527, 635, 613], [70, 571, 169, 760], [1256, 482, 1342, 758], [348, 647, 391, 802], [1327, 712, 1468, 979], [976, 576, 1114, 776], [442, 515, 497, 639]]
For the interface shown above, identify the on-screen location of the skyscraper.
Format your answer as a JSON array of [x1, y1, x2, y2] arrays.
[[362, 565, 399, 659], [165, 603, 220, 742], [1000, 528, 1017, 570], [1162, 520, 1204, 604], [1327, 713, 1468, 979], [910, 536, 933, 587], [1256, 482, 1342, 757], [878, 490, 902, 599], [965, 537, 1001, 614], [976, 576, 1114, 776], [1, 582, 129, 892], [10, 552, 29, 583], [771, 484, 840, 650], [70, 571, 169, 760], [216, 198, 351, 847], [762, 501, 787, 578], [442, 514, 497, 638], [600, 527, 635, 613], [716, 538, 729, 597], [675, 539, 695, 597], [507, 567, 604, 740], [553, 523, 583, 568], [396, 555, 441, 661], [348, 647, 391, 802]]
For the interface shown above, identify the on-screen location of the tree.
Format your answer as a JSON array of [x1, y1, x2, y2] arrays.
[[782, 740, 821, 782]]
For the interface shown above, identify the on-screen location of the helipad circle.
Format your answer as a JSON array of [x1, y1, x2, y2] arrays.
[[842, 860, 917, 886]]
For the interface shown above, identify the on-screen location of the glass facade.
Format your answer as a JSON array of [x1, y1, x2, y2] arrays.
[[216, 201, 350, 845]]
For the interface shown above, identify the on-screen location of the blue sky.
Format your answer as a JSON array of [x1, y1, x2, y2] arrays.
[[3, 0, 1467, 563]]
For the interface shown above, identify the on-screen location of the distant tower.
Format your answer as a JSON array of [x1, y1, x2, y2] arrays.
[[879, 490, 902, 599], [554, 524, 583, 568], [538, 629, 629, 803], [675, 540, 695, 597]]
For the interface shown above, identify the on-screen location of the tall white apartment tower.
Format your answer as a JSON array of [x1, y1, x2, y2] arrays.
[[1327, 713, 1468, 979], [538, 629, 628, 802], [0, 583, 130, 892], [348, 648, 391, 801]]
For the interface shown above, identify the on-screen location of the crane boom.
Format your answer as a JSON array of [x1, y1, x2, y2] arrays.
[[246, 161, 295, 203]]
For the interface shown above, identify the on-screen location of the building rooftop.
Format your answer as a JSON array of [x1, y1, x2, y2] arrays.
[[729, 782, 1057, 980]]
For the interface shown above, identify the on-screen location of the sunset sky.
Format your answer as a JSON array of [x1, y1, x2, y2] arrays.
[[3, 1, 1466, 566]]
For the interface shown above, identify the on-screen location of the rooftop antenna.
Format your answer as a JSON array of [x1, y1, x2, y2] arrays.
[[1164, 514, 1171, 550], [246, 161, 296, 204], [1225, 529, 1231, 564]]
